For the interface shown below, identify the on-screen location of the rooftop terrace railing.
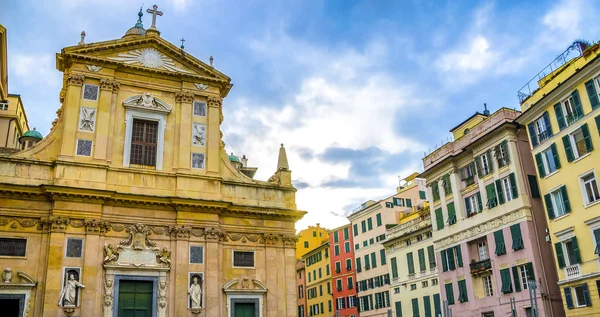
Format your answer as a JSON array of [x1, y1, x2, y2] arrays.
[[517, 40, 588, 104]]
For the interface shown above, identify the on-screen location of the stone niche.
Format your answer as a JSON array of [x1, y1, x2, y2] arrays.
[[102, 223, 171, 317]]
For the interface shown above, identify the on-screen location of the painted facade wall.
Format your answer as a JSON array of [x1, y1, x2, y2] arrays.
[[421, 108, 564, 317], [297, 260, 307, 317], [304, 243, 333, 316], [0, 94, 29, 149], [517, 44, 600, 316], [385, 211, 441, 317], [329, 224, 358, 317], [297, 224, 329, 260]]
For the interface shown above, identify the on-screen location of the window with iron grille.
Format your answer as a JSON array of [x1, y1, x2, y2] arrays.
[[130, 119, 158, 166], [0, 238, 27, 257], [233, 251, 255, 267]]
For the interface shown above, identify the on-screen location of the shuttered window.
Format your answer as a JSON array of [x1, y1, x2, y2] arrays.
[[510, 223, 524, 251], [500, 268, 513, 293], [457, 280, 468, 303], [427, 245, 436, 269], [418, 249, 426, 272], [445, 283, 455, 305], [494, 230, 506, 256], [130, 119, 158, 166]]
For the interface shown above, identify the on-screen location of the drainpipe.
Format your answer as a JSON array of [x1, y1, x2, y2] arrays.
[[5, 117, 14, 147]]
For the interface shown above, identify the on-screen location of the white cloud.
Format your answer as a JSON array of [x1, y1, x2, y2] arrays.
[[10, 54, 57, 82], [436, 36, 498, 73], [223, 33, 426, 230], [543, 0, 582, 33]]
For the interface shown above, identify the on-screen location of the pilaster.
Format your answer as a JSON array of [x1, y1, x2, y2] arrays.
[[59, 73, 85, 158], [42, 229, 66, 316], [204, 232, 224, 317], [207, 96, 222, 174], [94, 79, 120, 162], [176, 91, 194, 172]]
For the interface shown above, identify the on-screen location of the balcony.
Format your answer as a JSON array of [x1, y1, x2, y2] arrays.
[[566, 113, 581, 126], [565, 264, 581, 279], [537, 130, 552, 143], [469, 258, 492, 275]]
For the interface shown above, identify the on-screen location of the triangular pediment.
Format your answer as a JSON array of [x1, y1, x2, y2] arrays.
[[58, 36, 231, 94]]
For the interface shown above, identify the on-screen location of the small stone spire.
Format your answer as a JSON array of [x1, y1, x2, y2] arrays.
[[209, 56, 214, 67], [78, 31, 86, 45], [135, 7, 144, 28], [277, 143, 289, 170]]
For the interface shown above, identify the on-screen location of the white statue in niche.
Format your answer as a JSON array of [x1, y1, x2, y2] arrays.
[[188, 274, 203, 308], [59, 273, 85, 306]]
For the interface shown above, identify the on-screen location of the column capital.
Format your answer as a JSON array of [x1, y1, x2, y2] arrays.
[[175, 90, 195, 103], [99, 78, 121, 92], [67, 73, 85, 86], [207, 95, 222, 109]]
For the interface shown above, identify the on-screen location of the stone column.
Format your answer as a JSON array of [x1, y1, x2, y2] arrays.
[[204, 228, 225, 317], [82, 220, 110, 316], [175, 91, 195, 171], [207, 96, 223, 174], [59, 74, 85, 158], [40, 217, 69, 316], [282, 235, 298, 317], [96, 79, 120, 162], [172, 228, 190, 317]]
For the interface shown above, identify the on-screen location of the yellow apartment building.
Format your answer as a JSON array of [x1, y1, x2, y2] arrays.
[[516, 40, 600, 316], [304, 242, 333, 316], [297, 224, 329, 260], [384, 203, 442, 317]]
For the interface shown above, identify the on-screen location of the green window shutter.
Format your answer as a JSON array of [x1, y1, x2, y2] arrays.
[[376, 213, 382, 227], [509, 173, 518, 199], [455, 246, 463, 267], [500, 268, 513, 293], [512, 266, 522, 292], [407, 252, 415, 274], [427, 245, 436, 269], [447, 202, 456, 225], [544, 193, 555, 220], [458, 280, 468, 302], [561, 185, 571, 213], [411, 298, 419, 317], [494, 230, 506, 255], [543, 111, 554, 135], [496, 179, 505, 205], [562, 135, 575, 162], [525, 262, 535, 281], [364, 255, 370, 269], [344, 227, 349, 239], [356, 257, 362, 271], [391, 257, 398, 278], [361, 220, 366, 233], [380, 249, 386, 265], [334, 232, 339, 243], [582, 123, 593, 151], [528, 122, 539, 147], [476, 192, 483, 211], [441, 250, 448, 272], [447, 247, 456, 271], [554, 102, 566, 130], [418, 249, 426, 272], [445, 283, 455, 305], [464, 197, 471, 214], [510, 223, 524, 251], [572, 89, 584, 118], [535, 152, 546, 177], [435, 208, 444, 230], [433, 294, 441, 316], [368, 218, 373, 230], [371, 252, 377, 268], [353, 224, 358, 236], [395, 301, 402, 317], [554, 242, 566, 268], [486, 183, 497, 208], [594, 229, 600, 254], [423, 295, 432, 317], [564, 287, 574, 309], [406, 199, 412, 208], [586, 79, 600, 109], [596, 115, 600, 135], [582, 283, 591, 306], [550, 143, 561, 169], [572, 237, 581, 263], [419, 190, 427, 199]]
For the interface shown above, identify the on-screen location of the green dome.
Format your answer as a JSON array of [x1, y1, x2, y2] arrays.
[[21, 129, 43, 140], [229, 153, 241, 163]]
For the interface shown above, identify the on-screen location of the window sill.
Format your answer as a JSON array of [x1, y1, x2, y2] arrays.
[[544, 170, 560, 179], [573, 152, 592, 163], [584, 199, 600, 209], [553, 213, 570, 222]]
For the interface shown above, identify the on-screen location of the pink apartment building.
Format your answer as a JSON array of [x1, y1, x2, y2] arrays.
[[420, 108, 565, 317]]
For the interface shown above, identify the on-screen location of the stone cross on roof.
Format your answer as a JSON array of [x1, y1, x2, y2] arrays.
[[146, 4, 163, 30]]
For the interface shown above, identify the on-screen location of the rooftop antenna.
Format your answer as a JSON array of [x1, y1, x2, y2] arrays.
[[483, 103, 490, 116]]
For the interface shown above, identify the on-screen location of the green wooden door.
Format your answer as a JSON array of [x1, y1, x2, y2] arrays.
[[235, 303, 255, 317], [118, 280, 153, 317]]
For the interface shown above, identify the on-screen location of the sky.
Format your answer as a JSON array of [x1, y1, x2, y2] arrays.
[[2, 0, 600, 231]]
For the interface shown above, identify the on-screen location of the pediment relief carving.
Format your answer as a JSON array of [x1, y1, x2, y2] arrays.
[[103, 223, 171, 269], [0, 268, 38, 288], [108, 48, 193, 74], [123, 92, 172, 114], [223, 277, 267, 293]]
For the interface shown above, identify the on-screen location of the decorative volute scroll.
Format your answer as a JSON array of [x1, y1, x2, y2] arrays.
[[122, 93, 172, 114], [223, 277, 267, 294], [99, 78, 120, 92], [103, 223, 171, 269], [0, 268, 38, 288], [67, 73, 85, 86], [175, 90, 194, 103]]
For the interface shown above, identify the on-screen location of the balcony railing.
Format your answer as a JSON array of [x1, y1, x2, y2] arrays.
[[566, 113, 581, 126], [565, 264, 581, 279], [469, 258, 492, 275], [537, 130, 552, 143]]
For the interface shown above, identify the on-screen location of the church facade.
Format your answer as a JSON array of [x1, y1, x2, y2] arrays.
[[0, 8, 304, 317]]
